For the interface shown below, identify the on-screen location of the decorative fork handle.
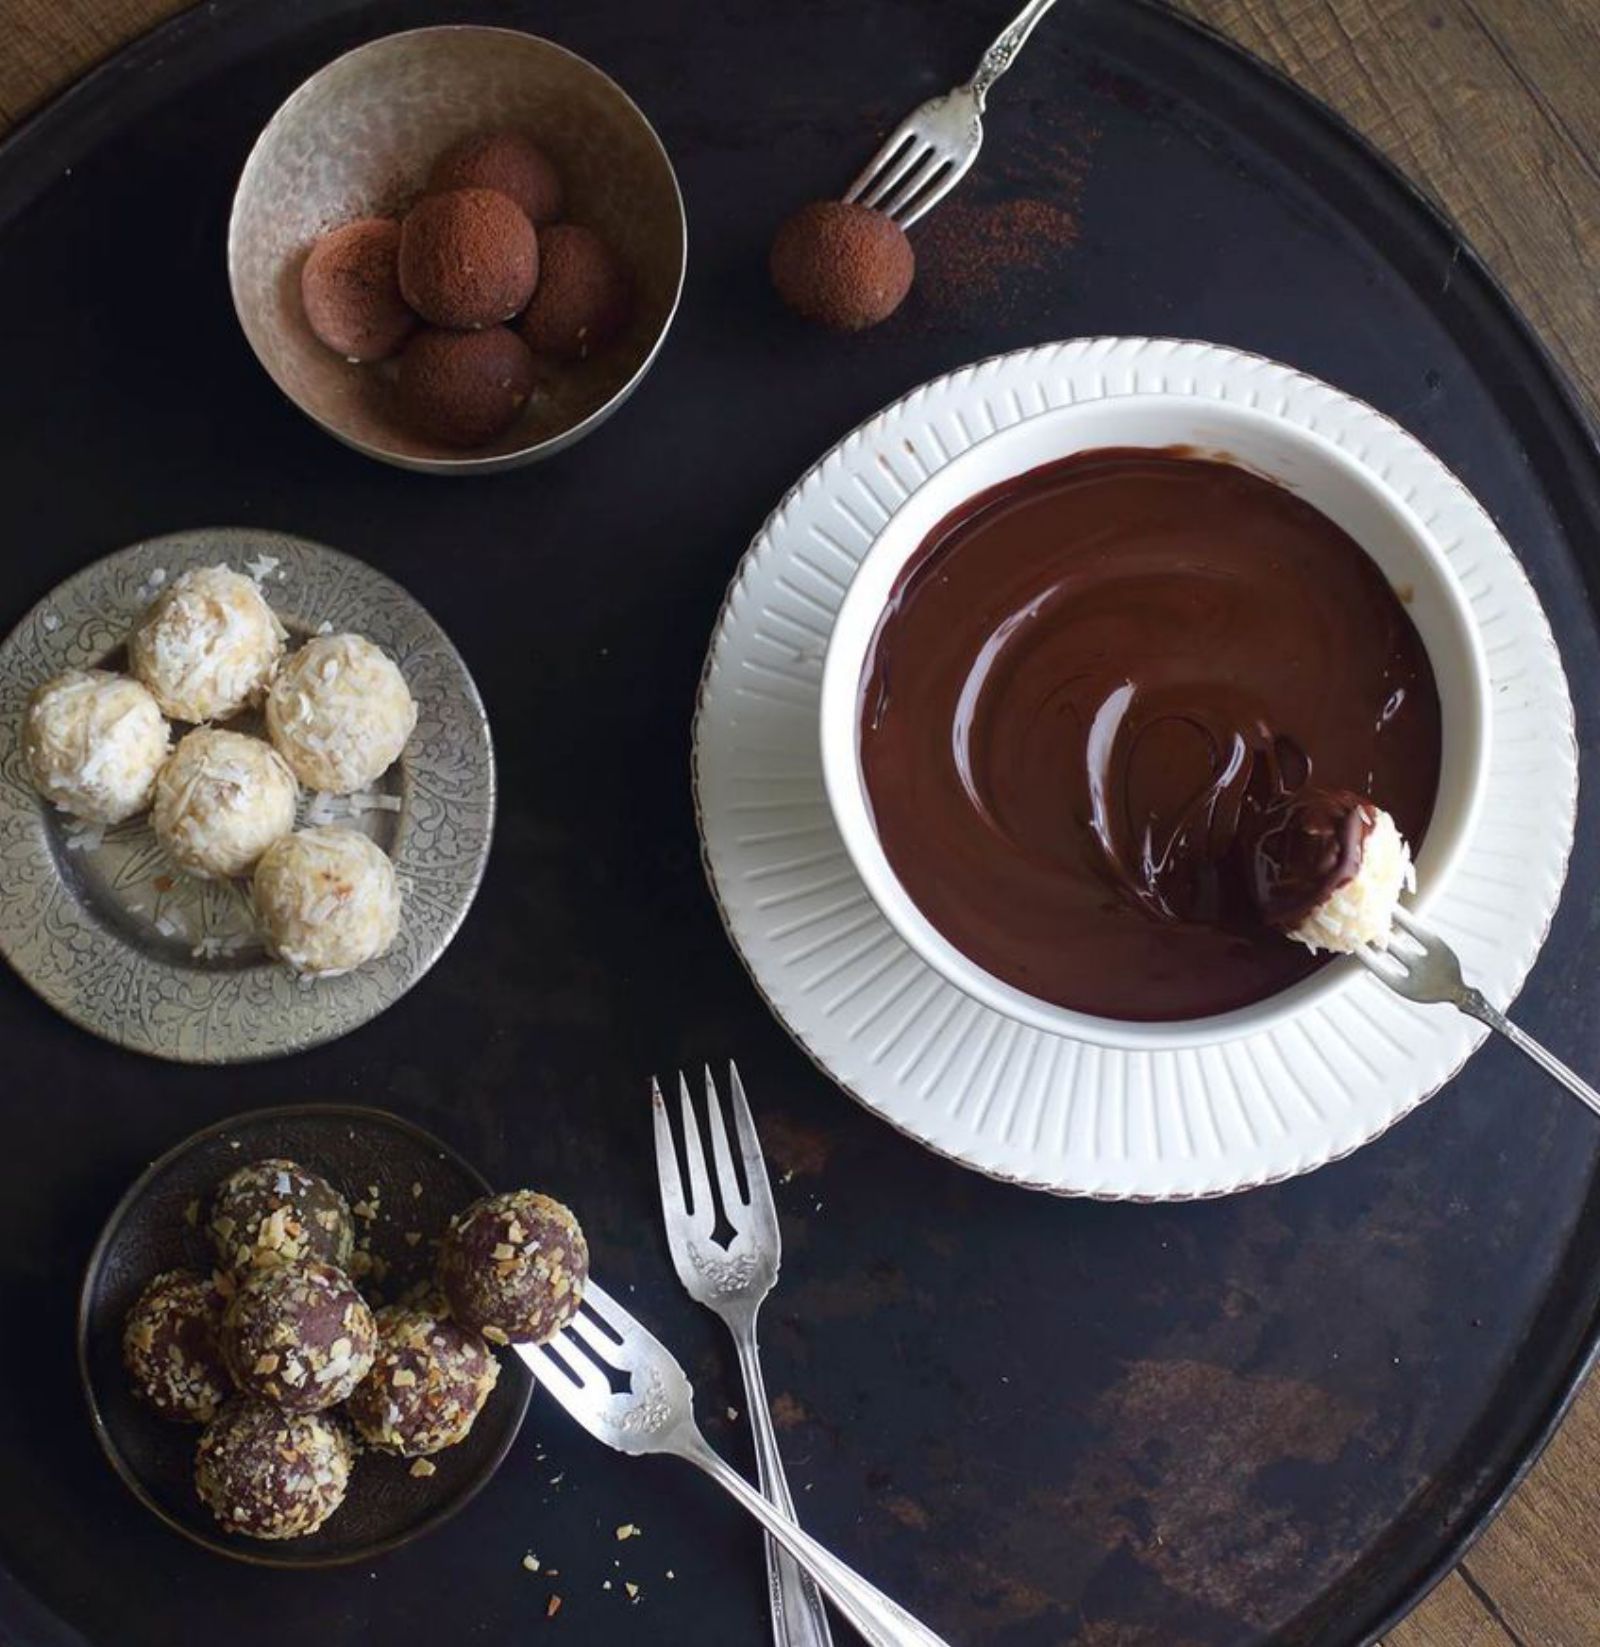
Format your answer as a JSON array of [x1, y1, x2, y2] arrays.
[[968, 0, 1061, 107], [682, 1432, 954, 1647], [1455, 989, 1600, 1119], [734, 1318, 835, 1647]]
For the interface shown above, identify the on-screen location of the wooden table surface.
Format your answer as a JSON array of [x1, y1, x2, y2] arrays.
[[2, 1, 1596, 1642]]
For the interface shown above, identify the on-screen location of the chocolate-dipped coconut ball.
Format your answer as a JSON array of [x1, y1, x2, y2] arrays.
[[438, 1189, 588, 1346], [122, 1269, 231, 1425], [266, 633, 416, 794], [516, 224, 633, 362], [300, 218, 416, 363], [396, 326, 535, 447], [770, 200, 915, 331], [196, 1401, 353, 1540], [398, 187, 538, 330], [345, 1304, 500, 1456], [24, 670, 170, 824], [151, 728, 298, 880], [427, 130, 564, 227], [222, 1259, 376, 1411], [209, 1158, 355, 1278], [255, 827, 402, 977], [130, 565, 286, 724]]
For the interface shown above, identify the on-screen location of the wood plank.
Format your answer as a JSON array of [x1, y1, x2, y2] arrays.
[[0, 0, 186, 127], [1382, 1569, 1518, 1647]]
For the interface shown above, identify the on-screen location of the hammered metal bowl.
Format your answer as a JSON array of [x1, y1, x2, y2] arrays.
[[228, 26, 687, 474]]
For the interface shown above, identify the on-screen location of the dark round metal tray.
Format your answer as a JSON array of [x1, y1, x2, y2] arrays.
[[0, 1, 1597, 1644]]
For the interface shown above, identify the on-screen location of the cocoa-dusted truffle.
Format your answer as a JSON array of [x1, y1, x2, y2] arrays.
[[517, 224, 633, 361], [345, 1304, 500, 1456], [398, 187, 538, 330], [222, 1259, 376, 1411], [209, 1158, 354, 1279], [770, 200, 914, 331], [122, 1269, 231, 1425], [437, 1189, 587, 1346], [196, 1401, 352, 1540], [396, 326, 535, 447], [300, 218, 416, 363], [427, 130, 564, 227]]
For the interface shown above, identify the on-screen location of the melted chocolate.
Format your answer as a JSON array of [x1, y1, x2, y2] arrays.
[[858, 449, 1441, 1020]]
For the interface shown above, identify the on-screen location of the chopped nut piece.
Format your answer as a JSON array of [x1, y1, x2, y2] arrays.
[[615, 1523, 640, 1541], [522, 1553, 540, 1572], [546, 1596, 562, 1619], [409, 1458, 436, 1478]]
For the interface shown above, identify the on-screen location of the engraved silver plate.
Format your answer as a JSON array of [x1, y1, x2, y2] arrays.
[[0, 528, 494, 1062]]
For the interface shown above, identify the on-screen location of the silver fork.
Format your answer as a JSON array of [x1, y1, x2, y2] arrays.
[[844, 0, 1061, 228], [652, 1066, 832, 1647], [1359, 905, 1600, 1116], [519, 1280, 954, 1647]]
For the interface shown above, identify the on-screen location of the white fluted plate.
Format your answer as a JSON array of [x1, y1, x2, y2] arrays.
[[693, 339, 1577, 1200]]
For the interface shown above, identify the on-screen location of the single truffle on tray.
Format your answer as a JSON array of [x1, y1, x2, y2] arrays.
[[396, 326, 536, 447], [398, 187, 538, 331], [769, 200, 915, 331], [345, 1303, 500, 1456], [209, 1157, 355, 1278], [122, 1269, 232, 1425], [222, 1258, 377, 1411], [426, 130, 564, 227], [254, 827, 402, 977], [152, 727, 298, 879], [437, 1189, 588, 1346], [196, 1401, 353, 1540], [129, 565, 286, 723], [516, 224, 633, 362], [24, 669, 169, 824], [265, 633, 416, 794], [300, 217, 417, 363]]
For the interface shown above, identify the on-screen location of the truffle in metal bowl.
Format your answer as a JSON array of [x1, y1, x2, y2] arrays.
[[396, 326, 536, 447], [222, 1258, 376, 1411], [300, 217, 416, 363], [195, 1401, 353, 1540], [265, 633, 416, 794], [209, 1157, 355, 1278], [345, 1303, 500, 1456], [23, 669, 169, 824], [398, 187, 538, 331], [517, 224, 633, 361], [254, 827, 402, 977], [121, 1269, 231, 1425], [426, 129, 564, 226], [129, 565, 286, 723], [152, 728, 298, 880], [437, 1189, 588, 1345]]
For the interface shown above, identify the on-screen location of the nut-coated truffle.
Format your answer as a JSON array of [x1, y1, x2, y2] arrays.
[[437, 1189, 588, 1346], [254, 827, 402, 977], [516, 224, 633, 361], [427, 130, 564, 227], [151, 728, 299, 880], [398, 187, 538, 330], [24, 669, 169, 825], [122, 1269, 231, 1425], [195, 1401, 352, 1540], [266, 633, 416, 795], [345, 1304, 500, 1456], [222, 1260, 376, 1411], [396, 326, 536, 447], [209, 1157, 355, 1278], [300, 218, 416, 363], [130, 565, 286, 723], [769, 200, 915, 331]]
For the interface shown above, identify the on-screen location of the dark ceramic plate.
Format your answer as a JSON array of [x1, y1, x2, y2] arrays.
[[78, 1105, 533, 1568]]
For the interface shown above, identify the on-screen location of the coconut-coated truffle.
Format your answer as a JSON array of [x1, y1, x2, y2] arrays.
[[152, 728, 298, 879], [769, 200, 914, 331], [398, 187, 538, 330], [345, 1304, 500, 1456], [209, 1158, 355, 1278], [396, 326, 535, 447], [516, 224, 633, 361], [196, 1401, 353, 1540], [122, 1269, 232, 1425], [222, 1259, 376, 1411], [300, 218, 417, 363], [130, 565, 286, 723], [266, 633, 416, 794], [438, 1189, 588, 1346], [427, 130, 564, 227], [255, 827, 402, 977], [24, 670, 170, 824]]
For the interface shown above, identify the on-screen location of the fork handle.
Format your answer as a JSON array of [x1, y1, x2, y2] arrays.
[[1458, 990, 1600, 1119], [735, 1324, 835, 1647], [968, 0, 1060, 106], [683, 1434, 955, 1647]]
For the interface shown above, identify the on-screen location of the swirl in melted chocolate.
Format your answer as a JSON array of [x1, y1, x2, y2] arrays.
[[858, 449, 1440, 1021]]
